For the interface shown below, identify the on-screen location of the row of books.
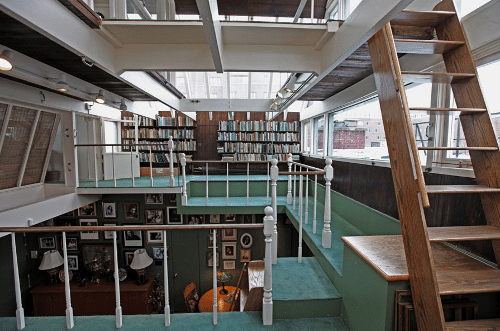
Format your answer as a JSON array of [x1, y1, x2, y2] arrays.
[[218, 121, 299, 132], [122, 140, 196, 152], [221, 142, 300, 154], [154, 115, 176, 126], [231, 153, 298, 161], [139, 152, 179, 163], [217, 131, 299, 142], [122, 128, 195, 139]]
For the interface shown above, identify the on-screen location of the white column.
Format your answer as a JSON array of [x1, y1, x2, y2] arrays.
[[270, 159, 279, 265], [313, 174, 318, 234], [305, 169, 309, 224], [112, 232, 122, 328], [298, 167, 303, 263], [168, 136, 175, 187], [149, 147, 153, 187], [164, 230, 171, 326], [62, 232, 74, 329], [206, 162, 209, 206], [246, 162, 250, 206], [212, 229, 218, 325], [226, 162, 229, 206], [262, 206, 273, 326], [181, 153, 187, 206], [94, 146, 98, 188], [10, 233, 25, 330], [287, 153, 292, 204], [266, 161, 270, 205], [292, 164, 297, 210], [112, 148, 116, 187], [130, 149, 135, 187], [322, 159, 334, 248]]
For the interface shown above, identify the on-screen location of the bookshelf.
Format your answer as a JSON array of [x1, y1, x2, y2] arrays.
[[217, 120, 300, 161], [121, 112, 196, 167]]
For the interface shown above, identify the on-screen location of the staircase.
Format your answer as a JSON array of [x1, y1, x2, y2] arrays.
[[368, 0, 500, 330]]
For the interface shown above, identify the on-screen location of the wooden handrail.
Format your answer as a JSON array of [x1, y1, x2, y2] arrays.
[[279, 171, 325, 175], [289, 161, 323, 172], [75, 143, 169, 147]]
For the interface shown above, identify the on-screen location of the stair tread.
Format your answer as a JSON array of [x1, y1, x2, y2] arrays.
[[402, 71, 475, 84], [410, 107, 487, 113], [426, 185, 500, 194], [446, 319, 500, 331], [391, 10, 455, 27], [394, 39, 464, 54], [428, 225, 500, 241], [438, 268, 500, 294], [418, 147, 498, 151]]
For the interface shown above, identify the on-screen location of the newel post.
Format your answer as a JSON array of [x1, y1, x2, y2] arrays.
[[270, 158, 279, 264], [287, 153, 292, 204], [322, 158, 333, 248], [263, 206, 273, 325], [180, 153, 187, 206], [11, 233, 25, 330], [168, 136, 175, 187]]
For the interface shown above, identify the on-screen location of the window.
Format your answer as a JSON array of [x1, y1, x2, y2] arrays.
[[251, 92, 257, 99], [303, 121, 311, 153], [327, 112, 335, 155], [368, 129, 371, 133], [374, 129, 378, 133], [365, 121, 369, 125], [313, 117, 325, 154]]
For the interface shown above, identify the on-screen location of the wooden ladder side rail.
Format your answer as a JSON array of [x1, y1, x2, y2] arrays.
[[434, 0, 500, 267], [383, 24, 430, 208], [229, 262, 247, 312], [368, 26, 446, 331]]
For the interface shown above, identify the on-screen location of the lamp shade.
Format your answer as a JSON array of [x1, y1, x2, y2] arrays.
[[39, 250, 64, 270], [217, 269, 233, 283], [0, 50, 13, 71], [95, 89, 105, 104], [56, 73, 69, 92], [130, 249, 153, 270]]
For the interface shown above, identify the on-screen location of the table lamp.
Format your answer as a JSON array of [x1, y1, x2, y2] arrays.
[[39, 250, 64, 285], [217, 270, 233, 294], [130, 249, 153, 285]]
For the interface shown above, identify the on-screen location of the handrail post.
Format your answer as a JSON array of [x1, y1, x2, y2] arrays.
[[180, 153, 187, 206], [266, 161, 270, 205], [149, 147, 153, 187], [322, 159, 334, 248], [293, 164, 297, 210], [164, 230, 171, 326], [113, 231, 122, 328], [130, 148, 135, 187], [305, 169, 309, 224], [246, 162, 250, 206], [226, 162, 229, 206], [212, 229, 218, 325], [313, 174, 318, 234], [287, 153, 292, 204], [168, 136, 174, 187], [62, 232, 74, 329], [298, 166, 303, 263], [270, 159, 279, 264], [112, 147, 116, 187], [93, 146, 98, 188], [262, 206, 273, 326], [11, 233, 25, 330], [206, 162, 209, 206]]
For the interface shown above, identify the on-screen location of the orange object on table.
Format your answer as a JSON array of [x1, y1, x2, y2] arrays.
[[198, 286, 237, 312]]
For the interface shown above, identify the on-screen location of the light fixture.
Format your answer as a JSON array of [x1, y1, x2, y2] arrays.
[[113, 98, 127, 111], [217, 269, 233, 294], [273, 98, 281, 106], [276, 89, 285, 98], [56, 73, 69, 92], [81, 56, 94, 67], [130, 248, 153, 285], [0, 50, 13, 71], [95, 90, 105, 104], [39, 250, 64, 285]]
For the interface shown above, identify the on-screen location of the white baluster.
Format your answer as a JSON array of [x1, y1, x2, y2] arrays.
[[112, 147, 116, 187], [287, 153, 292, 204], [212, 229, 217, 325], [298, 167, 303, 263], [293, 164, 297, 210], [226, 162, 229, 206], [164, 230, 171, 326], [323, 159, 334, 248], [305, 169, 309, 224], [246, 162, 249, 206], [113, 231, 122, 328], [313, 174, 318, 234], [270, 159, 278, 265], [62, 232, 74, 329], [10, 233, 25, 330], [94, 146, 98, 188], [168, 136, 175, 187], [130, 148, 135, 187], [181, 153, 187, 206], [206, 162, 209, 206], [266, 161, 270, 205], [262, 207, 273, 326], [149, 147, 153, 187]]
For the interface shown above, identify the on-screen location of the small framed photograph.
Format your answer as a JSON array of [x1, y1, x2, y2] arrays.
[[147, 230, 164, 244], [240, 249, 251, 263], [222, 242, 237, 259], [124, 251, 135, 267], [39, 236, 56, 249], [152, 247, 168, 260], [55, 219, 77, 234], [223, 260, 236, 270], [145, 194, 163, 204], [82, 245, 115, 271], [61, 237, 78, 251], [207, 251, 220, 267], [240, 233, 253, 248], [145, 209, 164, 224], [209, 214, 220, 224], [225, 214, 235, 222], [169, 194, 176, 203], [103, 202, 116, 218], [187, 215, 204, 225], [103, 223, 117, 240], [123, 227, 143, 247], [78, 203, 96, 216], [242, 214, 255, 224], [208, 235, 219, 248], [167, 207, 182, 224], [79, 219, 99, 240], [67, 255, 79, 270], [222, 228, 237, 241], [124, 203, 139, 220]]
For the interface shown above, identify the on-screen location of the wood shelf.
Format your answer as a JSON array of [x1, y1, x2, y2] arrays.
[[402, 71, 475, 84], [391, 10, 455, 27], [409, 107, 487, 114], [428, 226, 500, 242], [394, 39, 464, 54], [426, 185, 500, 194]]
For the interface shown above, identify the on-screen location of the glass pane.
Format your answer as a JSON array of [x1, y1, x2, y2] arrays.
[[327, 112, 335, 156], [303, 122, 311, 153], [406, 83, 432, 164], [314, 117, 324, 154], [454, 0, 491, 17]]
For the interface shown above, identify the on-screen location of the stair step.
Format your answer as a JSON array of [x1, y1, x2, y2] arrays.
[[394, 39, 464, 54], [402, 71, 475, 84], [391, 10, 455, 27], [409, 107, 487, 114], [418, 147, 498, 151], [428, 226, 500, 242], [426, 185, 500, 194], [445, 319, 500, 330], [438, 269, 500, 295]]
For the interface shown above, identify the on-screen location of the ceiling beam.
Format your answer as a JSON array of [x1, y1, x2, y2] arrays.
[[293, 0, 309, 23], [180, 99, 273, 112], [195, 0, 224, 73]]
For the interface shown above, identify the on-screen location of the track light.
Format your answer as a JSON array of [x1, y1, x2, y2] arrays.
[[0, 50, 13, 71], [95, 90, 105, 104], [276, 89, 285, 98], [82, 57, 94, 67], [113, 98, 127, 111], [56, 74, 69, 92], [272, 98, 281, 106]]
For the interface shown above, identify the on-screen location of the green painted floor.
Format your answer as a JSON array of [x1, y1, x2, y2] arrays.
[[0, 312, 349, 331]]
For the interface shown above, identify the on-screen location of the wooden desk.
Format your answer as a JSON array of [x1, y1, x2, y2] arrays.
[[31, 277, 154, 316], [198, 286, 237, 312]]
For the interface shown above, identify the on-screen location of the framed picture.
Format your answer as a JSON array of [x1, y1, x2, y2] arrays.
[[123, 227, 143, 247], [103, 223, 117, 240], [167, 207, 182, 224], [240, 233, 253, 248], [208, 235, 219, 248], [82, 245, 115, 271], [187, 215, 204, 225], [79, 219, 99, 240], [169, 194, 176, 203], [145, 209, 164, 224], [240, 249, 251, 263], [242, 214, 256, 224], [61, 210, 75, 217], [152, 247, 168, 260], [124, 251, 135, 267], [223, 260, 236, 270], [55, 219, 78, 234], [67, 255, 79, 270], [61, 237, 78, 251], [222, 228, 237, 241], [209, 214, 220, 224], [124, 203, 139, 220], [222, 242, 237, 259], [78, 203, 96, 216], [39, 236, 56, 249], [225, 214, 235, 222], [147, 230, 164, 244], [207, 251, 220, 267], [145, 194, 163, 204], [103, 202, 116, 218]]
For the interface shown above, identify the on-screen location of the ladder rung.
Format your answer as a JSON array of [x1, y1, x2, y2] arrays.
[[394, 39, 464, 54], [428, 226, 500, 242], [426, 185, 500, 194], [445, 319, 500, 331], [418, 147, 498, 151], [409, 107, 487, 114], [437, 269, 500, 295], [391, 10, 455, 27], [402, 71, 475, 84]]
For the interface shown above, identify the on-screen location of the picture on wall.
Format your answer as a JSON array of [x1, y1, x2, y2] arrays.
[[78, 203, 96, 217], [187, 215, 204, 225], [222, 228, 237, 241], [103, 223, 117, 240], [167, 207, 182, 224], [208, 235, 218, 248], [209, 214, 220, 224], [124, 251, 135, 267], [207, 251, 220, 267], [222, 242, 237, 259], [145, 194, 163, 204], [79, 219, 99, 240], [147, 230, 164, 244], [145, 209, 164, 224], [61, 237, 78, 251], [39, 236, 56, 249], [61, 210, 75, 217], [55, 219, 77, 234], [103, 202, 116, 218], [124, 203, 139, 220], [223, 260, 236, 270], [82, 245, 115, 272], [169, 194, 176, 203], [123, 228, 143, 247], [242, 214, 256, 224], [240, 233, 253, 248], [152, 247, 168, 260], [240, 249, 251, 263], [67, 255, 79, 270], [225, 214, 235, 222]]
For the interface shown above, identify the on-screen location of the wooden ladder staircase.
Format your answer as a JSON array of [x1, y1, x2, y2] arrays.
[[368, 0, 500, 330]]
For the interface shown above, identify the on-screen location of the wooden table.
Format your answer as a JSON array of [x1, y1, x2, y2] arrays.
[[198, 286, 237, 312]]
